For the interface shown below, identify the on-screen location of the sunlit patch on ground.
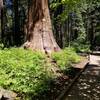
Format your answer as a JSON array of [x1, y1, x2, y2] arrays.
[[66, 54, 100, 100]]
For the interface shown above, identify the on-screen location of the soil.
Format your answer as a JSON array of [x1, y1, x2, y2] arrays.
[[33, 65, 83, 100]]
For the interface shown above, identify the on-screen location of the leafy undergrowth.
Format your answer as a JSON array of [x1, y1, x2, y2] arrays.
[[0, 48, 53, 99], [52, 47, 81, 71], [0, 47, 81, 100], [70, 38, 91, 53]]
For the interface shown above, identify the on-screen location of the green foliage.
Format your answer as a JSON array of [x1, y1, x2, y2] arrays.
[[0, 48, 52, 98], [95, 33, 100, 46], [71, 39, 91, 53], [50, 0, 81, 22], [0, 43, 4, 49], [52, 48, 80, 70], [0, 47, 81, 99]]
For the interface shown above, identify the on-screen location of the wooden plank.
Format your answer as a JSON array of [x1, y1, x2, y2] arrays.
[[56, 60, 89, 100], [89, 55, 100, 66], [72, 58, 88, 69]]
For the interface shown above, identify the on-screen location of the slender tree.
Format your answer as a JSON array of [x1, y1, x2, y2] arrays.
[[24, 0, 60, 54], [13, 0, 21, 45], [0, 0, 3, 13], [0, 0, 3, 39]]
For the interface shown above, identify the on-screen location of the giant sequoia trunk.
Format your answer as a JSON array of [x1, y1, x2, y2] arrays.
[[24, 0, 60, 53]]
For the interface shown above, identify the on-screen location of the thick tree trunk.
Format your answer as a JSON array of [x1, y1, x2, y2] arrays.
[[24, 0, 60, 53]]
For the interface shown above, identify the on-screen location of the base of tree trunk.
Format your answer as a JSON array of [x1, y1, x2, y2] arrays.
[[23, 0, 61, 54]]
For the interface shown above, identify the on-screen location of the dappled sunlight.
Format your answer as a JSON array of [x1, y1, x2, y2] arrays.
[[97, 60, 100, 66], [66, 55, 100, 100]]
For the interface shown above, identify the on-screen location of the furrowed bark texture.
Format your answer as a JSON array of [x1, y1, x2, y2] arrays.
[[24, 0, 60, 53]]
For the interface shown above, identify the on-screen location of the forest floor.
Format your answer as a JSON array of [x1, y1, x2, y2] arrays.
[[1, 53, 99, 100], [0, 47, 81, 100], [45, 53, 100, 100], [38, 56, 88, 100], [63, 52, 100, 100], [0, 48, 80, 100]]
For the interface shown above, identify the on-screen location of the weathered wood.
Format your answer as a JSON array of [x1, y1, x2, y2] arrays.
[[89, 54, 100, 66], [56, 62, 89, 100], [92, 51, 100, 55], [0, 87, 17, 100], [72, 58, 88, 69]]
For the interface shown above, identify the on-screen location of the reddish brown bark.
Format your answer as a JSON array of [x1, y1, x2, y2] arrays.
[[23, 0, 60, 54], [0, 0, 3, 16]]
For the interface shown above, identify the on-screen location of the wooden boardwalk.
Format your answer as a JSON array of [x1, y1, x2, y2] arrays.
[[73, 51, 100, 69], [72, 58, 88, 69], [65, 53, 100, 100], [89, 55, 100, 65], [57, 52, 100, 100]]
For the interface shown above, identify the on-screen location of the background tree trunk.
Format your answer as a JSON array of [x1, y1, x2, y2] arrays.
[[13, 0, 19, 45], [0, 0, 3, 39], [0, 0, 3, 13], [24, 0, 60, 53]]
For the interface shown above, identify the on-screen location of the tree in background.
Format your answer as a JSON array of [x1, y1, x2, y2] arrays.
[[0, 0, 3, 14], [0, 0, 4, 40], [50, 0, 100, 51]]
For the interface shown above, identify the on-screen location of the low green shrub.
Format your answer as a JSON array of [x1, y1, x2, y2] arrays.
[[71, 42, 91, 53], [0, 43, 4, 50], [0, 47, 81, 99], [52, 47, 80, 70], [0, 48, 52, 99]]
